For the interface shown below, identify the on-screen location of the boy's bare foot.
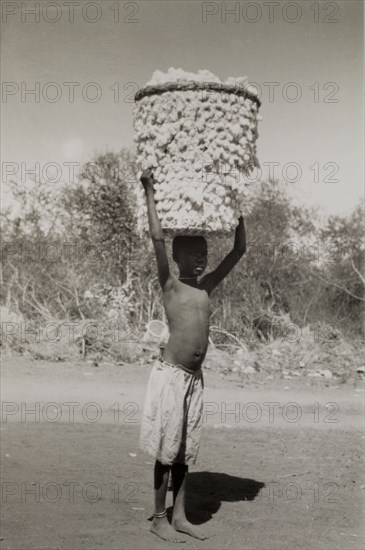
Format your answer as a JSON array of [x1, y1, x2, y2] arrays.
[[172, 518, 209, 540], [150, 516, 186, 543]]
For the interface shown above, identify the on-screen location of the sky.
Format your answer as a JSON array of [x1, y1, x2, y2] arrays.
[[1, 0, 364, 218]]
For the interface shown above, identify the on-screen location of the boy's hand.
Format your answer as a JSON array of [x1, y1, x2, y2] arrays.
[[141, 169, 155, 192], [234, 216, 246, 256]]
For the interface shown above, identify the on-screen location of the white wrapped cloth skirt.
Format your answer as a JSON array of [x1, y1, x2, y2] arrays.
[[139, 358, 204, 465]]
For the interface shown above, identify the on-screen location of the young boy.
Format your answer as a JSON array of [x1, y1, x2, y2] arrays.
[[139, 169, 246, 542]]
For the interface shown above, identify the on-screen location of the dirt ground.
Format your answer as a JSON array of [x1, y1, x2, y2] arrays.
[[1, 357, 364, 550]]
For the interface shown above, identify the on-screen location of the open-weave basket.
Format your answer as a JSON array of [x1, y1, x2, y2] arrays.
[[133, 80, 261, 236]]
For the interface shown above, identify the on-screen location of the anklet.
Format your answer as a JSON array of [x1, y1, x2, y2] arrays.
[[153, 509, 167, 518]]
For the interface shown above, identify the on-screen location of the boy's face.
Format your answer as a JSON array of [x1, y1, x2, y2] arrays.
[[175, 239, 208, 277]]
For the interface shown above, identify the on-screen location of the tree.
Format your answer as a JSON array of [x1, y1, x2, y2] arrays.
[[208, 180, 318, 340], [61, 148, 140, 283], [314, 203, 365, 331]]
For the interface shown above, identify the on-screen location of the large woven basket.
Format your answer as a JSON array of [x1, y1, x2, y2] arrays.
[[133, 80, 261, 236]]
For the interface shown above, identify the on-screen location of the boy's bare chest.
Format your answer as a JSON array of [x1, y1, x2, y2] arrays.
[[164, 284, 211, 316]]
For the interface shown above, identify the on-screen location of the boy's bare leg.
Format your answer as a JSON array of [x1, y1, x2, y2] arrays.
[[150, 460, 186, 543], [171, 463, 209, 540]]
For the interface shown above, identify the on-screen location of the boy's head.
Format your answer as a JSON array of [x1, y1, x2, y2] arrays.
[[172, 236, 208, 277]]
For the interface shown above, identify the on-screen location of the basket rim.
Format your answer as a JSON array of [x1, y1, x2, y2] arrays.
[[134, 80, 261, 107]]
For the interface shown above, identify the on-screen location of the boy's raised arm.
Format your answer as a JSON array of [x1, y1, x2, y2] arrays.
[[200, 216, 246, 294], [141, 170, 171, 289]]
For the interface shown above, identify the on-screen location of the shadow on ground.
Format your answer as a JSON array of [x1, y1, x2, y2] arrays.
[[167, 472, 265, 524]]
